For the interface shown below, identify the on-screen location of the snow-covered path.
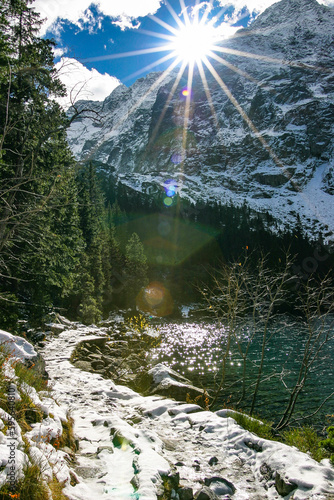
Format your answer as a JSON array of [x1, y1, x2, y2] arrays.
[[40, 323, 334, 500]]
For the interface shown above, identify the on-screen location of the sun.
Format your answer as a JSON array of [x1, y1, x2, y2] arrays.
[[169, 21, 218, 65]]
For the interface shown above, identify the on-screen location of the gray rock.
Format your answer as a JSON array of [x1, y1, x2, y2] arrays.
[[84, 338, 107, 348], [79, 347, 93, 356], [204, 477, 236, 496], [194, 486, 219, 500], [60, 446, 75, 460], [45, 323, 65, 335], [75, 466, 100, 479], [244, 439, 263, 452], [24, 351, 48, 379], [151, 380, 206, 402], [260, 462, 274, 481], [275, 472, 298, 497], [91, 360, 105, 370], [73, 360, 92, 372], [178, 486, 194, 500], [102, 354, 118, 363], [132, 456, 140, 474], [138, 364, 208, 402], [130, 475, 140, 490], [87, 353, 103, 360], [104, 348, 126, 357], [57, 315, 74, 327], [97, 445, 114, 454]]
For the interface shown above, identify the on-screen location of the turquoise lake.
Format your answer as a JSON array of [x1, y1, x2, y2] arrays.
[[149, 315, 334, 428]]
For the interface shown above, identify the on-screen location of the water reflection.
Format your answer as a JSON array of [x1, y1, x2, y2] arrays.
[[149, 316, 334, 426], [150, 322, 228, 378]]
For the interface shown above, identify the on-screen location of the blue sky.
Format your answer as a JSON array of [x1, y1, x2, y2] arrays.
[[33, 0, 333, 107]]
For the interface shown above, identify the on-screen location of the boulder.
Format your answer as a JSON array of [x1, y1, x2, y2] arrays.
[[135, 363, 208, 402], [194, 486, 219, 499], [90, 360, 105, 370], [44, 323, 65, 335], [151, 380, 206, 402], [204, 477, 235, 496], [97, 445, 114, 454], [130, 475, 140, 490], [275, 472, 298, 497], [0, 329, 47, 378], [178, 486, 194, 500], [87, 353, 103, 361], [82, 338, 107, 349], [57, 315, 75, 327]]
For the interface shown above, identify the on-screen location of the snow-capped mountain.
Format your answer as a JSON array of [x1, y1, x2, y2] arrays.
[[67, 0, 334, 241]]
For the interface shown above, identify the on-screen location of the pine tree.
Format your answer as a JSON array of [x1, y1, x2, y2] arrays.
[[109, 200, 129, 251], [75, 164, 127, 322], [124, 233, 148, 309], [0, 0, 85, 326], [18, 169, 84, 321]]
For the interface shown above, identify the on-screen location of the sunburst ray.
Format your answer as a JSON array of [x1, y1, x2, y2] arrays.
[[202, 56, 296, 186], [124, 51, 178, 82], [148, 62, 188, 146], [83, 45, 172, 64], [77, 0, 328, 229], [197, 59, 220, 129]]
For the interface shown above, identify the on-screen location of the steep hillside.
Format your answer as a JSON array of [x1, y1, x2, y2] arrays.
[[67, 0, 334, 242]]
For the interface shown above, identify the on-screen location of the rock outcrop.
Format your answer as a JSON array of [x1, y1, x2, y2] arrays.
[[67, 0, 334, 241]]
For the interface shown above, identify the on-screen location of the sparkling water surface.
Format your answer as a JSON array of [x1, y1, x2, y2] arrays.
[[149, 315, 334, 426]]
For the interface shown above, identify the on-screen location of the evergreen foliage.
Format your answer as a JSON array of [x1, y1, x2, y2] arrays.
[[0, 1, 124, 327], [0, 0, 82, 325], [319, 426, 334, 465], [0, 0, 331, 330], [124, 232, 149, 308]]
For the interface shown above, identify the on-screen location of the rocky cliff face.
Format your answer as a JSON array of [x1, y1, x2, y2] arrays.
[[67, 0, 334, 241]]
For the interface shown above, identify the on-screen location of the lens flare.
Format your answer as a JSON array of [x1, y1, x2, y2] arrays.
[[158, 219, 171, 236], [78, 0, 327, 231], [163, 197, 173, 207], [136, 281, 173, 316], [164, 179, 177, 200], [171, 152, 182, 164]]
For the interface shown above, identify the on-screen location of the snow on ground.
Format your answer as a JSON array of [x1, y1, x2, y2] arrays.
[[0, 329, 38, 361], [0, 333, 73, 492], [35, 321, 334, 500]]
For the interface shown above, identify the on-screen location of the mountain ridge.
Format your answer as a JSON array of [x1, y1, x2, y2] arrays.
[[67, 0, 334, 243]]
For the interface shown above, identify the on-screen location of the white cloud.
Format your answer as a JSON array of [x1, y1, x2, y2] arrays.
[[112, 17, 141, 31], [217, 0, 334, 13], [35, 0, 334, 36], [52, 46, 67, 58], [218, 0, 277, 12], [54, 57, 120, 109], [34, 0, 163, 35]]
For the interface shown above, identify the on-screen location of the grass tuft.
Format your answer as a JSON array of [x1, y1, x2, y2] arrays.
[[0, 463, 49, 499], [282, 426, 324, 462]]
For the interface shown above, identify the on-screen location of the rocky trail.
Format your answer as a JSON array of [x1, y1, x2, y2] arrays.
[[37, 319, 334, 500]]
